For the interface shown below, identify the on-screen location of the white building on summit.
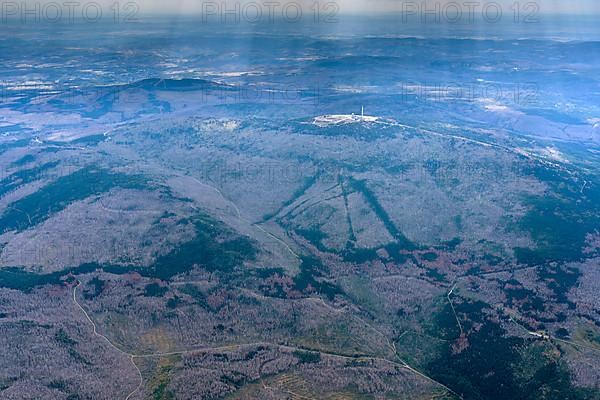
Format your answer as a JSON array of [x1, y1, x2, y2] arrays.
[[313, 107, 380, 127]]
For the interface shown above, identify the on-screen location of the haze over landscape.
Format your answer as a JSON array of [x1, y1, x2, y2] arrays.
[[0, 4, 600, 400]]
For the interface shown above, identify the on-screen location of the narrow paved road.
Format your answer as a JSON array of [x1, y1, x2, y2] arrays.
[[72, 280, 459, 399]]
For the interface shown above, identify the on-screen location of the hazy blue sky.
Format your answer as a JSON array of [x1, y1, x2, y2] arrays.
[[126, 0, 599, 15], [16, 0, 600, 15]]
